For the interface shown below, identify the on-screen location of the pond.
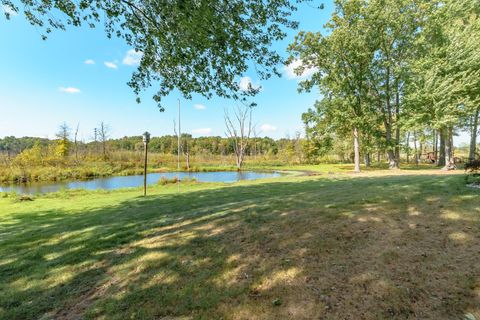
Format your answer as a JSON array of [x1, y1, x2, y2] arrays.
[[0, 171, 284, 195]]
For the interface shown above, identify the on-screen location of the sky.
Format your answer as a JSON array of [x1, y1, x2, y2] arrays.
[[0, 1, 470, 145]]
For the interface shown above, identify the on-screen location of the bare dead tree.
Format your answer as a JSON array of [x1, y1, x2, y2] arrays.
[[184, 136, 190, 170], [98, 122, 110, 160], [224, 105, 252, 169], [74, 123, 80, 164], [294, 130, 303, 163], [173, 119, 188, 169], [252, 124, 262, 160], [93, 127, 99, 156]]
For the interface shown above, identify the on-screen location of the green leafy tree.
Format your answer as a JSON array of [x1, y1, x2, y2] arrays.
[[289, 0, 374, 172], [2, 0, 301, 110], [363, 0, 426, 169], [302, 101, 334, 163], [405, 0, 480, 167]]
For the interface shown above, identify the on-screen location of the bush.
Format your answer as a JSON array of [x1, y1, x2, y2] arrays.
[[465, 159, 480, 174], [15, 195, 34, 202], [158, 177, 179, 185], [465, 159, 480, 186]]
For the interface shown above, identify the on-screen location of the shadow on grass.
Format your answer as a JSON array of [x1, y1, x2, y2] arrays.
[[0, 174, 479, 319]]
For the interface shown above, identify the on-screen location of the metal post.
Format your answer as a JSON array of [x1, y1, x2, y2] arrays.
[[142, 132, 150, 196]]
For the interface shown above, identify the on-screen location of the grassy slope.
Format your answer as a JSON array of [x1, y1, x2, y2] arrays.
[[0, 168, 479, 319]]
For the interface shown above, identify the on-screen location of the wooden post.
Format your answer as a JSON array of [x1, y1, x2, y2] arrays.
[[177, 99, 181, 171], [142, 132, 150, 196]]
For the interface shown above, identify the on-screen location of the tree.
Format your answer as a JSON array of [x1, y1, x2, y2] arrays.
[[224, 106, 252, 169], [73, 123, 80, 163], [405, 0, 480, 168], [302, 101, 335, 163], [289, 0, 374, 172], [252, 124, 262, 160], [55, 122, 71, 157], [173, 120, 192, 170], [469, 107, 479, 160], [362, 0, 425, 169], [3, 0, 301, 110], [97, 122, 110, 160], [291, 0, 476, 171]]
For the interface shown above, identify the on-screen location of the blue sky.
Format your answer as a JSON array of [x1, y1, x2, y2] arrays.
[[0, 1, 470, 145], [0, 2, 331, 141]]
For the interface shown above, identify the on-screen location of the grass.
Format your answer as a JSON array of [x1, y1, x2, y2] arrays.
[[0, 166, 479, 319]]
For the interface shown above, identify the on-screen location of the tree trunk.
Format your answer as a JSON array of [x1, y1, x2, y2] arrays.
[[443, 127, 454, 170], [419, 140, 423, 162], [449, 128, 454, 163], [364, 153, 371, 168], [438, 128, 446, 167], [353, 127, 361, 173], [469, 107, 479, 160], [394, 86, 401, 166], [387, 150, 398, 169], [385, 120, 398, 169], [406, 132, 410, 163], [384, 70, 399, 170], [413, 131, 419, 166], [235, 147, 244, 170]]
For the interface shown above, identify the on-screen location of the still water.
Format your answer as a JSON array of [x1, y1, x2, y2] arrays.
[[0, 171, 283, 194]]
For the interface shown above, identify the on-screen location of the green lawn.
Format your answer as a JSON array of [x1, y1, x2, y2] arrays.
[[0, 169, 479, 319]]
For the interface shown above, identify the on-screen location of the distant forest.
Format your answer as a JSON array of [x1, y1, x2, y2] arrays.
[[0, 134, 299, 157]]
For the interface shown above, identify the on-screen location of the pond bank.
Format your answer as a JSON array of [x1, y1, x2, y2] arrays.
[[0, 171, 285, 195]]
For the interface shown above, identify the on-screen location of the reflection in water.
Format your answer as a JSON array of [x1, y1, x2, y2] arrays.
[[0, 171, 283, 195]]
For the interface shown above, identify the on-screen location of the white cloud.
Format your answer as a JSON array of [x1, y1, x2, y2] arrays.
[[84, 59, 95, 65], [2, 5, 18, 16], [283, 59, 318, 80], [193, 104, 206, 110], [191, 128, 212, 135], [123, 49, 143, 66], [260, 123, 277, 133], [59, 87, 81, 94], [238, 76, 260, 92], [104, 61, 118, 69]]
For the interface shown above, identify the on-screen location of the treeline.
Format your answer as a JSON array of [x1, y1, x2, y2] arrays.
[[0, 128, 312, 183], [0, 136, 50, 156], [289, 0, 480, 171], [0, 134, 307, 158], [1, 130, 474, 169], [108, 134, 283, 156]]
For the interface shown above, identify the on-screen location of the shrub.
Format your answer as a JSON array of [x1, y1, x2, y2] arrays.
[[465, 159, 480, 186], [15, 195, 34, 202], [158, 177, 179, 185], [465, 159, 480, 174]]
